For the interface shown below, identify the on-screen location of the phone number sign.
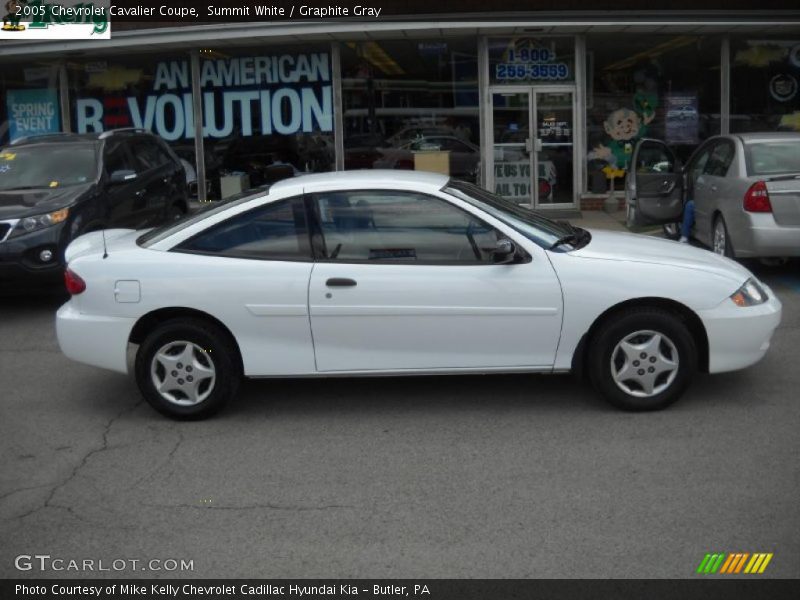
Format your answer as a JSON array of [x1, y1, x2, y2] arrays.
[[494, 46, 570, 81]]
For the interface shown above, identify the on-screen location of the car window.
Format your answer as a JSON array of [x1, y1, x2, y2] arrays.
[[745, 141, 800, 176], [131, 139, 170, 172], [311, 190, 502, 264], [174, 197, 310, 261], [704, 141, 735, 177], [635, 141, 674, 173], [687, 144, 713, 186], [104, 141, 137, 175], [0, 143, 97, 190]]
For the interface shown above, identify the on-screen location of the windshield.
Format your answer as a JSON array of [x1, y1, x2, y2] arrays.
[[137, 186, 270, 247], [445, 179, 575, 249], [0, 143, 97, 191], [745, 141, 800, 176]]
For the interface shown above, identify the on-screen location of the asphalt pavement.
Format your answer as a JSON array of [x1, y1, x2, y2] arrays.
[[1, 261, 799, 579]]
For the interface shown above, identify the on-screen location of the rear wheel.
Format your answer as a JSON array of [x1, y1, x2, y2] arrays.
[[712, 215, 733, 257], [135, 318, 240, 419], [588, 308, 697, 411]]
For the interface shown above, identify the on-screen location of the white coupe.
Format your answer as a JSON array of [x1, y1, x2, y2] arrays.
[[56, 171, 782, 419]]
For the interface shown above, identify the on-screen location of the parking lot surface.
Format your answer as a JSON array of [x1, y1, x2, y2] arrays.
[[1, 262, 799, 578]]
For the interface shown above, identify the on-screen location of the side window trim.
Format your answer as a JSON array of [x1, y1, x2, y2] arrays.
[[307, 188, 519, 266], [171, 195, 313, 263]]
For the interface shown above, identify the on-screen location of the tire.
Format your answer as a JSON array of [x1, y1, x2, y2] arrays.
[[712, 215, 734, 257], [662, 222, 681, 240], [588, 308, 697, 411], [135, 318, 241, 419]]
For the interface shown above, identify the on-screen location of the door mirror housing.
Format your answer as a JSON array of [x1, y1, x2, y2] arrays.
[[492, 238, 517, 264], [109, 170, 137, 185]]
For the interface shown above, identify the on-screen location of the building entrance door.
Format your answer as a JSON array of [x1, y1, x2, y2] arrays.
[[489, 86, 577, 209]]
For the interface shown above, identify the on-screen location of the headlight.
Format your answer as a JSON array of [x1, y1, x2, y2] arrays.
[[730, 277, 768, 307], [10, 207, 69, 238]]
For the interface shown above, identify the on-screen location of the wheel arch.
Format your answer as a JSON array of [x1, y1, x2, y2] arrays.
[[571, 297, 710, 377], [129, 307, 243, 371]]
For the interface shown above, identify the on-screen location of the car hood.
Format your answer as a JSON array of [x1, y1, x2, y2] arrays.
[[0, 184, 91, 220], [570, 229, 752, 283]]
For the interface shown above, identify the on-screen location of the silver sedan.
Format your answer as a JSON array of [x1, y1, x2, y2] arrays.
[[628, 132, 800, 258]]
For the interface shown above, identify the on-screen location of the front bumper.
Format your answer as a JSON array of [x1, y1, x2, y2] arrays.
[[56, 301, 135, 374], [0, 222, 68, 284], [698, 284, 782, 374]]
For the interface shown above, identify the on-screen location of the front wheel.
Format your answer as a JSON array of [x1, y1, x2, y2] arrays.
[[588, 308, 697, 411], [135, 318, 240, 419]]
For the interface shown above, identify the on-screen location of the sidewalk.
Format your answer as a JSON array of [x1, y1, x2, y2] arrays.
[[567, 209, 663, 237]]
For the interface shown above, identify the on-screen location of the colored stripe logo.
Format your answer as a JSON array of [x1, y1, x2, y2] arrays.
[[696, 552, 773, 574]]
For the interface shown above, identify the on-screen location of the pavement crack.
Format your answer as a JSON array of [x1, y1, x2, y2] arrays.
[[2, 399, 144, 522]]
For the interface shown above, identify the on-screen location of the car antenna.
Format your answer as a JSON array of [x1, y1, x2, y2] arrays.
[[102, 228, 108, 259]]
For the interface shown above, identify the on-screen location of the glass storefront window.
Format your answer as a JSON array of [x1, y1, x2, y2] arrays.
[[1, 63, 61, 147], [341, 38, 479, 183], [730, 39, 800, 133], [199, 45, 335, 199], [585, 35, 721, 192], [489, 37, 576, 85], [67, 53, 201, 195], [68, 46, 335, 200]]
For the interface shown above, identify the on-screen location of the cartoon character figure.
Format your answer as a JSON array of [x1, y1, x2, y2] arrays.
[[588, 107, 654, 172], [2, 0, 26, 31]]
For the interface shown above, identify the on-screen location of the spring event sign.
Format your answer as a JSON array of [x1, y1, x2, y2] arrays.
[[75, 52, 333, 140], [6, 88, 61, 143]]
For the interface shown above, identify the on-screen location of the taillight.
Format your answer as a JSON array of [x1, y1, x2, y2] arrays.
[[743, 181, 772, 213], [64, 268, 86, 295]]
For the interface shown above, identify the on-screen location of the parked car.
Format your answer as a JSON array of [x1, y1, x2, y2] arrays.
[[626, 133, 800, 259], [372, 135, 480, 182], [0, 129, 188, 286], [56, 171, 781, 419]]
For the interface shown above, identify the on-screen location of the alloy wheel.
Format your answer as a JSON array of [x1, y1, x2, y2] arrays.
[[610, 330, 679, 398], [150, 340, 216, 405], [713, 220, 727, 255]]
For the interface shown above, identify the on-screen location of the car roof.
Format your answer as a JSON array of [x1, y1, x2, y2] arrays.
[[7, 129, 157, 148], [735, 132, 800, 144], [270, 169, 450, 194]]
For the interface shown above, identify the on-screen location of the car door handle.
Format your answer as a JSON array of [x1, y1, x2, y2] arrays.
[[326, 278, 357, 287], [660, 180, 676, 194], [711, 185, 718, 192], [135, 190, 146, 197]]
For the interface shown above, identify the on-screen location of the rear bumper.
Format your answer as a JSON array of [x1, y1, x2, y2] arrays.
[[734, 214, 800, 257], [698, 285, 782, 373], [56, 301, 134, 374]]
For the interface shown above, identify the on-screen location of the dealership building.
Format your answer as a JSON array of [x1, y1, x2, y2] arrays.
[[1, 2, 799, 209]]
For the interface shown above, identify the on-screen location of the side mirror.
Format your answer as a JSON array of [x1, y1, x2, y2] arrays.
[[109, 170, 137, 185], [492, 238, 517, 264]]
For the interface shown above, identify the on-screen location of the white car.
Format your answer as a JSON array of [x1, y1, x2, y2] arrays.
[[56, 171, 782, 419]]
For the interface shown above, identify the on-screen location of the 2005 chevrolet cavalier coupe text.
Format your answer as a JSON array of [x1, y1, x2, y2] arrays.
[[56, 171, 782, 419]]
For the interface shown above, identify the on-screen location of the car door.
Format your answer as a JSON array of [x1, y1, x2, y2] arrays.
[[306, 188, 563, 372], [627, 139, 684, 226], [682, 141, 713, 242], [129, 137, 173, 226], [170, 195, 316, 376], [695, 139, 736, 245], [102, 139, 143, 228]]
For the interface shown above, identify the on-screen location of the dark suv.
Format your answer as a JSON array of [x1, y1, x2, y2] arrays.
[[0, 129, 188, 285]]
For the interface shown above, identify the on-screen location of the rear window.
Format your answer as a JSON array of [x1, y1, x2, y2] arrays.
[[137, 187, 270, 247], [745, 141, 800, 176]]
